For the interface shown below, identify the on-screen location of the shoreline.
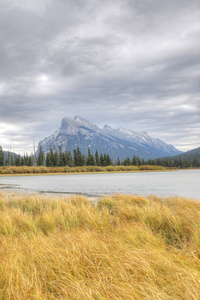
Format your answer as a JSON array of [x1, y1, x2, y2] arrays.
[[0, 169, 178, 177]]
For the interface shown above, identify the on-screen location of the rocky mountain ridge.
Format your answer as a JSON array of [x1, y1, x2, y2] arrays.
[[37, 116, 182, 160]]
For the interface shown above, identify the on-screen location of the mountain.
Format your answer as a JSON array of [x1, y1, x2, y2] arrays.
[[3, 151, 18, 160], [161, 146, 200, 162], [37, 116, 182, 160]]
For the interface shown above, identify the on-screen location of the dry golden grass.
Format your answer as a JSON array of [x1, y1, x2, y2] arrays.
[[0, 165, 168, 175], [0, 192, 200, 299]]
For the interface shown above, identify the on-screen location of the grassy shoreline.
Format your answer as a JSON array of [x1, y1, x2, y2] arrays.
[[0, 165, 175, 176], [1, 192, 200, 299], [0, 169, 176, 177]]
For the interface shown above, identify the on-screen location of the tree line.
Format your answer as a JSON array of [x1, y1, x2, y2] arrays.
[[0, 145, 199, 168]]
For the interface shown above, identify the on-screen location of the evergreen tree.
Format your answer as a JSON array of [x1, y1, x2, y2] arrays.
[[95, 150, 100, 166], [76, 147, 84, 166], [7, 151, 11, 166], [124, 156, 130, 166], [20, 156, 24, 166], [106, 154, 112, 165], [89, 154, 96, 166], [116, 157, 121, 166], [82, 154, 86, 166], [86, 149, 91, 166], [132, 155, 137, 165], [64, 151, 68, 165], [53, 151, 59, 166], [86, 149, 95, 166], [11, 155, 14, 166], [58, 147, 64, 166], [28, 155, 33, 166], [192, 157, 199, 168], [73, 149, 77, 166], [49, 147, 54, 167], [103, 153, 107, 166], [23, 153, 29, 166], [0, 146, 4, 166], [67, 151, 73, 167], [14, 154, 20, 166], [100, 153, 104, 166], [62, 153, 66, 166], [46, 153, 51, 167], [137, 158, 141, 166], [37, 146, 45, 166]]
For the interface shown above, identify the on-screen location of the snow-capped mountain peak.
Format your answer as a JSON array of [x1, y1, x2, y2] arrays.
[[37, 116, 182, 160], [74, 116, 100, 132]]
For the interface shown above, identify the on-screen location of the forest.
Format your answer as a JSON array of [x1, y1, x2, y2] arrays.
[[0, 145, 199, 168]]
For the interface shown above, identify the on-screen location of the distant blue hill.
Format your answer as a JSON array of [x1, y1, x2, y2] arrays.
[[161, 146, 200, 162], [3, 151, 17, 159]]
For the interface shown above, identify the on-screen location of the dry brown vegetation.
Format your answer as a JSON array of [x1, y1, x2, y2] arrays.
[[0, 192, 200, 299], [0, 165, 168, 175]]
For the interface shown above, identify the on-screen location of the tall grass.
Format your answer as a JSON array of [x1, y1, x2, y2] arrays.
[[0, 165, 168, 175], [0, 192, 200, 299]]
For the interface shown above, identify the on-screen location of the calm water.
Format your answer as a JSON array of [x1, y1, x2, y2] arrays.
[[0, 169, 199, 199]]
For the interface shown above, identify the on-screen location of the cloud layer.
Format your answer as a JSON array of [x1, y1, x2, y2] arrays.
[[0, 0, 199, 153]]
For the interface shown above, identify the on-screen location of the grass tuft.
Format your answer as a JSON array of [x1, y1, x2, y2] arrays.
[[0, 192, 200, 299]]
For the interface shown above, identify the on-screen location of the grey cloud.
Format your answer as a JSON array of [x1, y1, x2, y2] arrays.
[[0, 0, 199, 153]]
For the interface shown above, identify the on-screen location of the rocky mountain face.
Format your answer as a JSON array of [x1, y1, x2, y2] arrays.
[[37, 116, 182, 160]]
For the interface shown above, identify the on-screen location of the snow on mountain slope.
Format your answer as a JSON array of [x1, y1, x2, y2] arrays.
[[37, 116, 182, 160], [74, 116, 101, 132]]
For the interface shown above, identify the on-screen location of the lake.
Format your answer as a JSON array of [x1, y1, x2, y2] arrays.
[[0, 169, 199, 200]]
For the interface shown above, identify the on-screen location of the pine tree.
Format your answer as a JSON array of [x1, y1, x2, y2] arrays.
[[100, 153, 104, 166], [137, 158, 141, 166], [76, 147, 84, 166], [46, 153, 51, 167], [20, 156, 24, 166], [58, 147, 64, 166], [23, 153, 29, 166], [116, 157, 121, 166], [132, 155, 137, 165], [14, 154, 20, 166], [106, 154, 112, 166], [73, 149, 77, 166], [53, 151, 59, 167], [7, 151, 11, 166], [11, 155, 14, 166], [86, 149, 91, 166], [89, 154, 96, 166], [86, 149, 95, 166], [62, 153, 66, 166], [65, 151, 68, 165], [82, 154, 86, 166], [67, 151, 73, 167], [28, 155, 33, 166], [37, 146, 45, 166], [0, 146, 4, 166], [95, 150, 100, 166], [49, 147, 54, 167], [124, 156, 130, 166], [103, 153, 107, 166]]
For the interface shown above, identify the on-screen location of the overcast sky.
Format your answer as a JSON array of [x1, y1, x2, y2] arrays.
[[0, 0, 199, 154]]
